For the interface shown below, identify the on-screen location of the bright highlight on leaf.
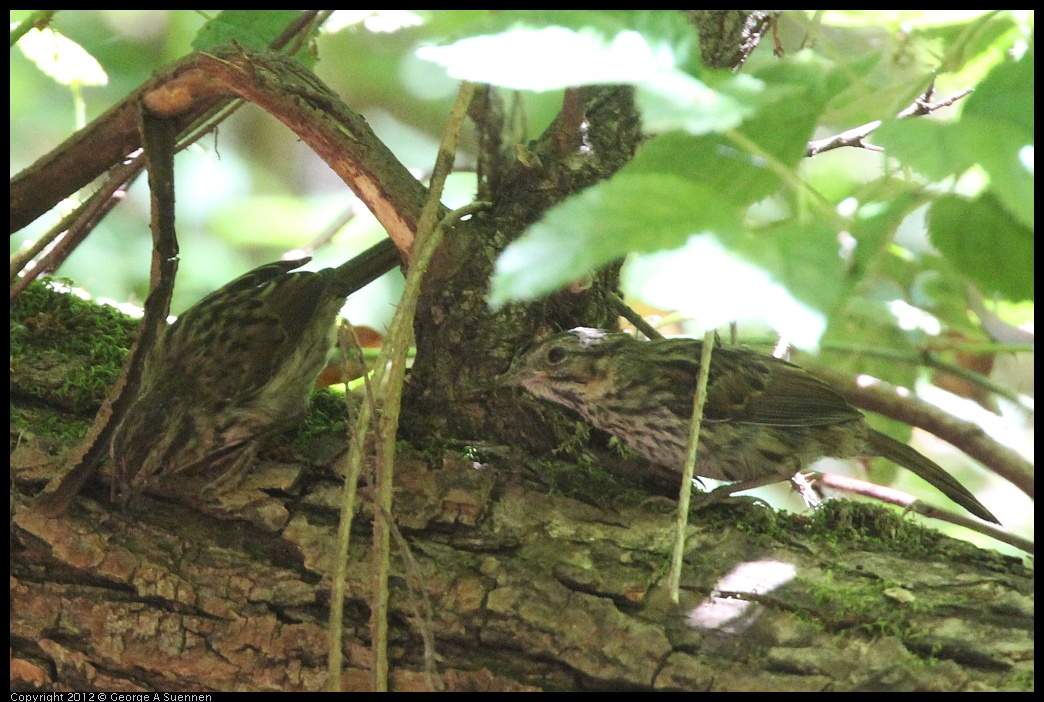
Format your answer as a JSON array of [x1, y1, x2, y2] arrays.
[[418, 26, 671, 91], [638, 72, 760, 135], [487, 170, 740, 309], [623, 235, 828, 349], [417, 20, 761, 135], [16, 28, 108, 86]]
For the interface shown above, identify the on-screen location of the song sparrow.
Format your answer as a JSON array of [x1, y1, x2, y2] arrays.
[[499, 327, 998, 524], [110, 242, 397, 505]]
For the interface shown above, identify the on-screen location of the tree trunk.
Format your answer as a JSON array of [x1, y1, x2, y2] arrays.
[[402, 83, 640, 457], [10, 278, 1032, 692]]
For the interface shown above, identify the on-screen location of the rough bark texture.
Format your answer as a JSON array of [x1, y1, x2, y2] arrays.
[[402, 84, 641, 458], [686, 10, 775, 70], [10, 410, 1034, 691]]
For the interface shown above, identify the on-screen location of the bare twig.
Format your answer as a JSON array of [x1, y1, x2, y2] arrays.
[[10, 165, 137, 300], [806, 80, 973, 157], [32, 107, 181, 516], [669, 329, 717, 603], [610, 293, 664, 341], [813, 472, 1032, 554], [381, 504, 446, 691]]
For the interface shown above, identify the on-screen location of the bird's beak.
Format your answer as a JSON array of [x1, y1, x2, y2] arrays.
[[496, 364, 524, 388]]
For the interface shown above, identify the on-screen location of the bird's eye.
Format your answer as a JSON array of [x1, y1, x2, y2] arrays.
[[546, 346, 568, 364]]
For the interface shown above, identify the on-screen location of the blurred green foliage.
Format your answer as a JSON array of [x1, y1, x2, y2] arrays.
[[11, 10, 1033, 347]]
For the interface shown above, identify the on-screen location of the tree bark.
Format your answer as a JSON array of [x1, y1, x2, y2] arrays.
[[10, 353, 1033, 691], [402, 83, 641, 457]]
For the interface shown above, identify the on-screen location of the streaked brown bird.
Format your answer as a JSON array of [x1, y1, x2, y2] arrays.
[[500, 327, 998, 524], [109, 244, 397, 505]]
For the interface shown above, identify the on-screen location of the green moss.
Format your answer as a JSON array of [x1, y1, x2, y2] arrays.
[[731, 501, 788, 538], [11, 278, 137, 414], [11, 403, 91, 445], [548, 419, 593, 462], [800, 573, 918, 638], [805, 500, 957, 557]]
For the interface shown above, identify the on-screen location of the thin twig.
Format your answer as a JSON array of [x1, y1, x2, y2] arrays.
[[381, 504, 446, 691], [807, 80, 972, 157], [610, 293, 664, 341], [31, 106, 181, 515], [668, 329, 717, 603], [371, 82, 478, 693], [10, 163, 139, 300], [327, 78, 481, 687]]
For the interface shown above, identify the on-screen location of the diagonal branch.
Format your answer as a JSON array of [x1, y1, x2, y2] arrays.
[[809, 364, 1034, 500], [11, 46, 430, 259]]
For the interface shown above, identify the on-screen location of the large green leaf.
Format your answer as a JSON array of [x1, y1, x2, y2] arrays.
[[488, 170, 741, 307], [416, 11, 697, 92], [928, 193, 1034, 301], [958, 39, 1034, 229], [487, 49, 844, 312], [624, 222, 848, 348], [847, 192, 929, 271]]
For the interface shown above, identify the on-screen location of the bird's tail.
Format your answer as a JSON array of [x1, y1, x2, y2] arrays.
[[867, 429, 999, 524], [333, 239, 401, 297]]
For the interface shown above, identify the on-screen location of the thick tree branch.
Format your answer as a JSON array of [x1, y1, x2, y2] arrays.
[[11, 47, 429, 259]]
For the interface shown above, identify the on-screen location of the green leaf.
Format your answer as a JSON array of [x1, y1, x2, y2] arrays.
[[958, 41, 1034, 229], [192, 10, 318, 67], [416, 14, 694, 93], [820, 296, 920, 389], [486, 43, 853, 344], [488, 171, 741, 307], [874, 119, 971, 180], [745, 222, 854, 321], [848, 192, 929, 270], [625, 222, 848, 348], [725, 55, 836, 170], [874, 43, 1033, 229], [488, 91, 838, 312], [908, 261, 987, 337], [928, 193, 1033, 301], [637, 71, 761, 135], [624, 131, 785, 204]]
